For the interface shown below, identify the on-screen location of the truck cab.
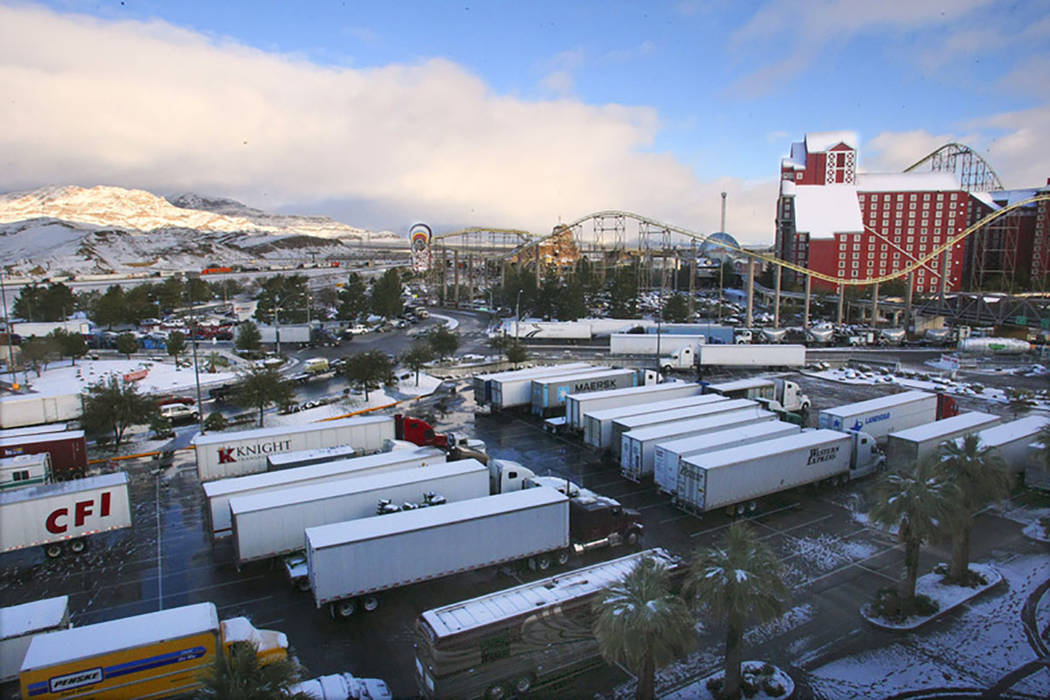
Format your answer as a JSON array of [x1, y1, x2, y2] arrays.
[[660, 346, 695, 371], [847, 431, 886, 478], [569, 497, 643, 552], [220, 617, 289, 666]]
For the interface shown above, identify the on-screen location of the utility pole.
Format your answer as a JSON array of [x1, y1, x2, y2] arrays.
[[0, 270, 18, 390], [184, 273, 205, 435], [718, 192, 727, 324]]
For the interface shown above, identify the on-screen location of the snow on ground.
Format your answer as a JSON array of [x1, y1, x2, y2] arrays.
[[267, 372, 443, 426], [862, 563, 1003, 630], [2, 356, 240, 397], [428, 313, 459, 330], [807, 554, 1050, 698], [663, 662, 794, 700]]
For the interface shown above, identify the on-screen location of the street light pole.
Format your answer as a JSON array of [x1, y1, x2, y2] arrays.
[[0, 269, 18, 390], [515, 289, 523, 341], [183, 274, 204, 435]]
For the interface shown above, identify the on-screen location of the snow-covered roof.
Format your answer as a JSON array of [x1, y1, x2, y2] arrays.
[[970, 191, 1001, 210], [0, 429, 84, 448], [474, 362, 592, 383], [821, 391, 933, 418], [20, 603, 219, 668], [614, 398, 754, 430], [781, 141, 808, 170], [889, 412, 1000, 443], [687, 430, 846, 471], [421, 548, 677, 639], [972, 416, 1049, 448], [704, 378, 775, 393], [584, 394, 726, 422], [625, 408, 771, 442], [0, 471, 126, 506], [792, 185, 864, 238], [265, 444, 357, 469], [856, 172, 961, 192], [1, 596, 69, 640], [530, 368, 634, 388], [656, 420, 798, 457], [306, 487, 568, 550], [805, 131, 858, 153], [229, 459, 486, 514], [566, 380, 688, 403], [202, 447, 444, 498], [989, 188, 1039, 208], [192, 415, 392, 448], [780, 179, 797, 196]]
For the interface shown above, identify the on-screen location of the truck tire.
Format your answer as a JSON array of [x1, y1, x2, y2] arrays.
[[362, 595, 380, 612], [747, 500, 758, 513], [295, 577, 311, 592], [44, 543, 63, 559], [536, 554, 552, 571], [555, 550, 571, 566], [513, 673, 535, 694], [68, 538, 87, 554], [626, 530, 640, 546], [734, 503, 746, 517], [334, 599, 356, 618], [485, 682, 508, 700]]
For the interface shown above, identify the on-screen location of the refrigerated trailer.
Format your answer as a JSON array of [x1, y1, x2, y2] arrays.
[[307, 489, 571, 617], [490, 366, 610, 411], [582, 394, 729, 449], [0, 393, 82, 430], [192, 415, 395, 481], [702, 378, 811, 414], [472, 363, 591, 406], [0, 472, 131, 558], [203, 447, 445, 539], [1, 596, 70, 683], [0, 430, 87, 478], [653, 421, 801, 495], [230, 460, 490, 566], [565, 381, 701, 431], [531, 368, 648, 417], [960, 416, 1049, 475], [620, 408, 775, 482], [818, 390, 954, 442], [609, 398, 757, 456], [266, 445, 357, 470], [608, 333, 705, 356], [675, 430, 884, 515], [661, 344, 806, 370], [886, 411, 1001, 465]]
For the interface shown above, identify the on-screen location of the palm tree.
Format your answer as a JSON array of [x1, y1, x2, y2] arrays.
[[197, 641, 309, 700], [1037, 423, 1050, 474], [869, 456, 952, 617], [938, 433, 1011, 583], [592, 555, 695, 700], [683, 522, 788, 700]]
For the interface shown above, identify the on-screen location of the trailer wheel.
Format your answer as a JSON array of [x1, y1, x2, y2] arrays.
[[626, 530, 641, 546], [513, 673, 535, 694], [334, 599, 357, 618], [485, 682, 508, 700], [68, 538, 87, 554], [555, 550, 571, 566], [362, 595, 380, 612], [295, 578, 311, 592], [735, 503, 746, 517], [747, 500, 758, 513], [536, 554, 552, 571], [44, 543, 63, 559]]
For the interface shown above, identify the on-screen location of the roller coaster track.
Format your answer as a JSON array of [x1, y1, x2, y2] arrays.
[[903, 142, 1005, 192]]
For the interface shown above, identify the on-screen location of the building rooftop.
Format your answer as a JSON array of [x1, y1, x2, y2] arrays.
[[792, 184, 864, 238], [856, 171, 961, 192], [805, 131, 858, 152]]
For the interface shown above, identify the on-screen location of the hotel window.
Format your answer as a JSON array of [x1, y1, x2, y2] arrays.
[[937, 193, 944, 201], [881, 244, 888, 251], [895, 228, 902, 235], [911, 194, 918, 201], [896, 194, 904, 201], [893, 252, 900, 258], [936, 202, 943, 209], [852, 261, 859, 268], [923, 194, 931, 201], [883, 202, 890, 209], [910, 203, 916, 210]]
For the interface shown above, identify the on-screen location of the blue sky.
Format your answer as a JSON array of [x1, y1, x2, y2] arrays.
[[1, 1, 1047, 241]]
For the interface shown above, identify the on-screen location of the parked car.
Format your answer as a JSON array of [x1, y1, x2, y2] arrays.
[[160, 403, 199, 424]]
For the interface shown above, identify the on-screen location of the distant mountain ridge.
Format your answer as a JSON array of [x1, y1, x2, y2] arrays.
[[0, 185, 401, 276]]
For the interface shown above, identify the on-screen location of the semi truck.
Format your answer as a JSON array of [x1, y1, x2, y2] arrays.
[[620, 408, 776, 482], [608, 333, 705, 356], [192, 415, 395, 481], [0, 430, 87, 479], [818, 390, 957, 442], [653, 421, 801, 495], [582, 394, 728, 449], [661, 344, 806, 371], [230, 460, 491, 568], [203, 447, 445, 539], [0, 472, 132, 558], [703, 378, 811, 414], [306, 487, 643, 617], [531, 368, 653, 417], [267, 444, 357, 470], [18, 602, 288, 700], [472, 363, 591, 406], [413, 548, 680, 700], [1, 453, 52, 492], [565, 381, 701, 431], [1, 596, 69, 684], [0, 393, 83, 429], [675, 430, 884, 516], [609, 398, 758, 457], [886, 411, 1001, 465], [490, 365, 611, 411]]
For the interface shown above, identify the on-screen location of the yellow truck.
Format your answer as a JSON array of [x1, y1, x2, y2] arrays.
[[19, 602, 287, 699]]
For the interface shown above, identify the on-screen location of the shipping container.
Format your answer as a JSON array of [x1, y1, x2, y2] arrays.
[[565, 381, 701, 431], [886, 411, 1001, 465], [818, 391, 938, 441], [266, 445, 357, 471], [490, 366, 610, 411], [0, 472, 131, 558], [203, 447, 444, 539], [676, 430, 883, 515], [530, 369, 643, 417], [472, 363, 591, 406], [653, 421, 801, 495], [1, 596, 69, 683], [306, 489, 570, 617], [621, 408, 775, 481], [230, 460, 489, 564], [583, 394, 728, 449], [0, 430, 87, 477], [609, 398, 757, 456], [0, 394, 83, 429], [192, 415, 395, 481]]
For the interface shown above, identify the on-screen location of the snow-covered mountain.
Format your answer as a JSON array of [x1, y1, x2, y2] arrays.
[[0, 185, 401, 276]]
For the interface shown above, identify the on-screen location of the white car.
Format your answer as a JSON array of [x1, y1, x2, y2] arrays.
[[160, 403, 199, 423]]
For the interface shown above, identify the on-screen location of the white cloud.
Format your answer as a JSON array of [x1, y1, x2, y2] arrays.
[[864, 130, 960, 172], [0, 5, 776, 243]]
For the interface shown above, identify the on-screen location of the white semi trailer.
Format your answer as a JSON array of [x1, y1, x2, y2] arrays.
[[620, 408, 775, 482], [531, 368, 648, 417], [703, 378, 811, 414], [307, 488, 571, 618], [565, 381, 701, 431], [0, 473, 132, 558], [490, 366, 610, 411], [653, 421, 801, 495], [960, 416, 1049, 474], [203, 447, 445, 539], [582, 394, 728, 449], [192, 416, 395, 481], [610, 398, 758, 456], [886, 411, 1001, 465], [267, 445, 357, 470], [0, 596, 70, 683], [608, 333, 705, 356], [472, 363, 591, 406], [661, 344, 806, 370], [675, 430, 884, 516], [0, 393, 83, 430], [817, 391, 950, 442]]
